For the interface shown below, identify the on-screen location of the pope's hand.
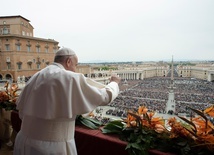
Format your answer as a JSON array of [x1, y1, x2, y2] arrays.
[[110, 75, 121, 84]]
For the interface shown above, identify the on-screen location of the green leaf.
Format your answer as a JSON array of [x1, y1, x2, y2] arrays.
[[126, 142, 142, 150], [79, 118, 99, 129], [101, 120, 124, 133], [84, 117, 102, 126], [76, 115, 101, 129], [101, 128, 122, 134]]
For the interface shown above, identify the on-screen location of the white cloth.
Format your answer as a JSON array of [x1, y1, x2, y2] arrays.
[[13, 62, 119, 155]]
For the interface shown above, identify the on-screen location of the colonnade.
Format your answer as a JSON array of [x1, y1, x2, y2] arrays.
[[88, 70, 145, 81], [117, 72, 143, 80]]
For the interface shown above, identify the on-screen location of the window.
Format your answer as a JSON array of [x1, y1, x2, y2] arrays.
[[36, 47, 40, 52], [45, 47, 48, 53], [27, 46, 31, 52], [45, 43, 49, 53], [16, 40, 21, 51], [53, 45, 58, 53], [16, 45, 21, 51], [53, 49, 57, 53], [37, 63, 40, 69], [36, 57, 41, 69], [5, 44, 10, 51], [17, 64, 22, 69], [7, 63, 11, 69], [17, 63, 22, 70], [28, 63, 32, 69], [3, 27, 9, 34], [27, 60, 32, 66], [26, 41, 31, 52], [36, 42, 40, 52]]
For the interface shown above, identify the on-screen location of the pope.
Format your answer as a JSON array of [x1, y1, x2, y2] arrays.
[[13, 47, 121, 155]]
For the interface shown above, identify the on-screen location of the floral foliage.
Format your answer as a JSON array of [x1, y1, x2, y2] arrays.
[[101, 105, 214, 155], [0, 82, 19, 111], [76, 115, 102, 129]]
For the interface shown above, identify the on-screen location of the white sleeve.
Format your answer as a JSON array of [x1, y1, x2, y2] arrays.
[[85, 78, 106, 89], [105, 82, 120, 103], [85, 78, 119, 103]]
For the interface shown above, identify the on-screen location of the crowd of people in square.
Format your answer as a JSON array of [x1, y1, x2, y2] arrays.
[[107, 77, 214, 117]]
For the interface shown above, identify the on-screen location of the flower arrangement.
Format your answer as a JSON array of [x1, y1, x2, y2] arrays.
[[0, 82, 19, 111], [101, 105, 214, 155]]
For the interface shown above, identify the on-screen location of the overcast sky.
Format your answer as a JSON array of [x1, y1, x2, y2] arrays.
[[1, 0, 214, 63]]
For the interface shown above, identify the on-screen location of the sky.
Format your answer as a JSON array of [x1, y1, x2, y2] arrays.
[[1, 0, 214, 63]]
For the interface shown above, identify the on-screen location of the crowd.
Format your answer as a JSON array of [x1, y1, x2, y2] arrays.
[[107, 77, 214, 117]]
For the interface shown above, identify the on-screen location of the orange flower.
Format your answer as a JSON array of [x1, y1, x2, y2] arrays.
[[204, 105, 214, 117], [0, 91, 9, 102], [148, 111, 155, 118], [168, 117, 192, 138], [130, 120, 137, 127], [122, 105, 214, 153], [155, 124, 165, 133], [198, 134, 214, 143], [151, 117, 165, 126], [138, 106, 165, 130], [89, 111, 94, 117], [11, 83, 18, 90], [192, 117, 214, 134], [125, 113, 137, 127], [138, 106, 148, 115], [0, 82, 19, 110]]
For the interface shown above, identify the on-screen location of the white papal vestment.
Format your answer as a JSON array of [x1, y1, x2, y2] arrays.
[[13, 63, 119, 155]]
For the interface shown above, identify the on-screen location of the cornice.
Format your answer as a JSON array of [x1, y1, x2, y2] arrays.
[[0, 34, 59, 43]]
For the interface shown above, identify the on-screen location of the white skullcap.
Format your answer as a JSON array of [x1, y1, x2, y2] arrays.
[[55, 47, 76, 56]]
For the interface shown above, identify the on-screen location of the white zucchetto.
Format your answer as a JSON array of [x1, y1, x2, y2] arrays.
[[55, 47, 76, 56]]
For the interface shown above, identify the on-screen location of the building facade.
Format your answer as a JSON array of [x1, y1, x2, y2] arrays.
[[0, 15, 59, 82], [177, 64, 214, 82]]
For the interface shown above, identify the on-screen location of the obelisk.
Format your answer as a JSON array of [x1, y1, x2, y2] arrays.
[[165, 56, 176, 114]]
